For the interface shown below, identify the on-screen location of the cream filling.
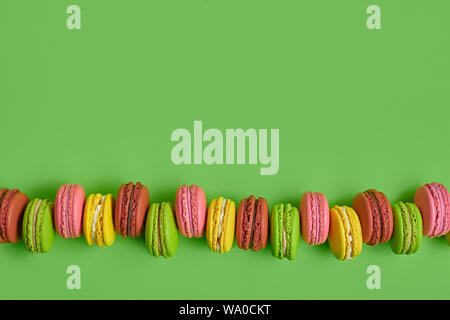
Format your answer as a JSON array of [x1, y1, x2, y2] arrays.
[[92, 196, 106, 243], [216, 199, 227, 251], [341, 207, 353, 260]]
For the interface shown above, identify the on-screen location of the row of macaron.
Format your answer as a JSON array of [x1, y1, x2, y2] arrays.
[[0, 182, 449, 260]]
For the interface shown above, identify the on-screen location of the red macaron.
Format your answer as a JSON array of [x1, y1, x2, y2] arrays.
[[352, 189, 393, 246], [236, 195, 269, 251], [0, 188, 29, 244], [115, 182, 149, 238]]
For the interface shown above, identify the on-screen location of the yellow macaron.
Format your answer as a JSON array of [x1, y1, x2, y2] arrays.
[[83, 193, 116, 247], [206, 197, 236, 253], [328, 205, 362, 261]]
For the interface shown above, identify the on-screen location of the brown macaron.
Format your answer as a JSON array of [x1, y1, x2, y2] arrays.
[[236, 195, 269, 251], [352, 189, 393, 246], [115, 182, 149, 238], [0, 188, 29, 244]]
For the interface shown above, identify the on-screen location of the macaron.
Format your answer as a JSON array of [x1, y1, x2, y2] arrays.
[[83, 193, 116, 247], [270, 203, 300, 260], [206, 197, 236, 253], [54, 184, 85, 239], [414, 182, 450, 237], [390, 201, 423, 255], [446, 232, 450, 246], [352, 189, 393, 246], [115, 182, 149, 238], [22, 199, 55, 253], [236, 195, 269, 251], [175, 184, 207, 238], [328, 205, 363, 261], [145, 202, 179, 258], [299, 192, 330, 245], [0, 188, 29, 244]]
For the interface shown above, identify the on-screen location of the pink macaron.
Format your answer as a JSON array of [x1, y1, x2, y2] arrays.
[[175, 185, 207, 238], [414, 182, 450, 237], [299, 191, 330, 245], [54, 184, 85, 239]]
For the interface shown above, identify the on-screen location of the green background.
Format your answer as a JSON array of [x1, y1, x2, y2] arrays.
[[1, 0, 449, 299]]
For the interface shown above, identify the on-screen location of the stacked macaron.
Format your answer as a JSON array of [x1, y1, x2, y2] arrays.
[[271, 203, 300, 260], [145, 202, 179, 258], [328, 205, 363, 261], [300, 192, 329, 246], [0, 188, 29, 244], [236, 196, 269, 252], [0, 181, 449, 258], [352, 189, 393, 246], [390, 202, 422, 255], [23, 199, 54, 253], [206, 197, 236, 254]]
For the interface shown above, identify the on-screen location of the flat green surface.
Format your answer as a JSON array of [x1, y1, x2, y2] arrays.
[[1, 0, 450, 299]]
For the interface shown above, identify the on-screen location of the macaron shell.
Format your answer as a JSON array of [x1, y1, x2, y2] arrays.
[[328, 207, 346, 260], [270, 204, 282, 259], [39, 202, 55, 253], [5, 191, 29, 243], [253, 197, 269, 251], [162, 203, 179, 257], [236, 196, 254, 250], [205, 198, 217, 251], [414, 185, 437, 237], [145, 203, 158, 256], [83, 194, 100, 245], [22, 199, 36, 252], [287, 205, 300, 260], [235, 198, 247, 249], [219, 199, 235, 253], [54, 185, 66, 238], [114, 184, 127, 234], [192, 185, 207, 237], [390, 202, 406, 254], [378, 191, 394, 243], [206, 197, 223, 252], [347, 206, 362, 258], [317, 193, 330, 244], [102, 194, 115, 246], [407, 203, 422, 254], [352, 192, 376, 244], [133, 185, 149, 237], [175, 186, 188, 237], [446, 232, 450, 246], [71, 185, 85, 238], [300, 193, 314, 244]]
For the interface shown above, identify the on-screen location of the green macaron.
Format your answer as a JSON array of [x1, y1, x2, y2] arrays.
[[270, 203, 300, 260], [390, 201, 423, 255], [145, 202, 179, 258], [22, 199, 55, 253]]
